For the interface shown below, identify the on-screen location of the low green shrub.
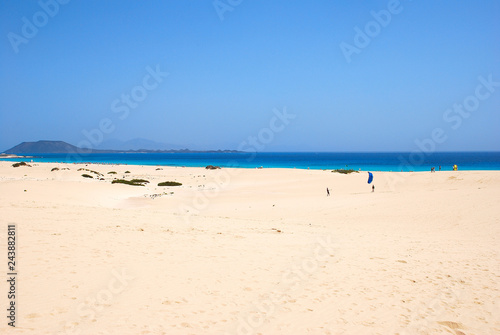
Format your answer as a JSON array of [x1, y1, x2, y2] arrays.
[[131, 179, 149, 184], [12, 162, 30, 168], [332, 169, 358, 174], [82, 174, 93, 178], [158, 181, 182, 186], [78, 168, 102, 176], [112, 179, 149, 186]]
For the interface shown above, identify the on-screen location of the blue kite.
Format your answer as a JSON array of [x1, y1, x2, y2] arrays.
[[367, 172, 373, 184]]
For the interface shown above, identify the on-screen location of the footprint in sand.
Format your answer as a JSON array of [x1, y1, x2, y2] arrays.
[[437, 321, 467, 335]]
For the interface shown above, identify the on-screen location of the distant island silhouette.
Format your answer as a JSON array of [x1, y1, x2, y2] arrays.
[[3, 140, 240, 154]]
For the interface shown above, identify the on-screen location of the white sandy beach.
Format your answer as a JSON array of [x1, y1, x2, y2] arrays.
[[0, 161, 499, 335]]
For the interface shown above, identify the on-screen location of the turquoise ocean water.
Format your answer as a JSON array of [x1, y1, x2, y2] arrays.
[[2, 152, 500, 171]]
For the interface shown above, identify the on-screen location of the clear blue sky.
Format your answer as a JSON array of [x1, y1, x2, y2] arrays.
[[1, 0, 499, 152]]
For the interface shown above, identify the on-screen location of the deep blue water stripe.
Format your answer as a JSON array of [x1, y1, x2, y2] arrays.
[[2, 152, 500, 172]]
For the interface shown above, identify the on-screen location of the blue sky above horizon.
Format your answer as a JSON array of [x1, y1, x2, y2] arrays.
[[1, 0, 499, 152]]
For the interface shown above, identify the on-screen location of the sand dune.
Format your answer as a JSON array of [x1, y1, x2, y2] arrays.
[[0, 161, 499, 334]]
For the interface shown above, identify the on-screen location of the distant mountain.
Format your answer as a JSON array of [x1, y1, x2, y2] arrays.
[[4, 141, 82, 154], [3, 140, 239, 154]]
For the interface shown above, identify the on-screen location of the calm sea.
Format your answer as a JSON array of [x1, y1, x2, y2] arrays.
[[3, 152, 500, 171]]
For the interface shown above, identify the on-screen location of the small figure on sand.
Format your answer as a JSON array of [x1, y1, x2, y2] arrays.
[[326, 187, 330, 196], [439, 166, 441, 171], [372, 185, 375, 192]]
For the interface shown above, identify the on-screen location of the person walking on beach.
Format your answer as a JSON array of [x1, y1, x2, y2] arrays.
[[372, 185, 375, 192], [326, 187, 330, 196]]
